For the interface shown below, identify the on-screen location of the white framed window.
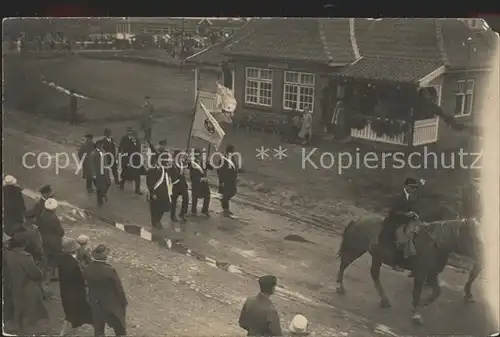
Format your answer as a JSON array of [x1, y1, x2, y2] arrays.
[[454, 80, 474, 116], [283, 71, 315, 111], [245, 67, 273, 107]]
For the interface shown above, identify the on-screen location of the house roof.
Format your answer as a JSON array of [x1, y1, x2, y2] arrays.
[[337, 56, 443, 84], [222, 18, 357, 65], [185, 20, 260, 66]]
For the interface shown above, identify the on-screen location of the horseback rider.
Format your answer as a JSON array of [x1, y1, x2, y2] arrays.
[[382, 177, 422, 271]]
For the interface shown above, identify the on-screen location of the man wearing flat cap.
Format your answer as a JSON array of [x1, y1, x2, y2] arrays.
[[239, 275, 283, 336], [78, 133, 97, 193], [381, 177, 421, 271], [83, 244, 128, 337], [25, 185, 53, 223]]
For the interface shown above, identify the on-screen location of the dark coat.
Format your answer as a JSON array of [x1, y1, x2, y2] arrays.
[[11, 224, 46, 266], [119, 135, 142, 181], [3, 242, 14, 322], [78, 139, 96, 179], [83, 260, 128, 329], [3, 185, 26, 235], [58, 253, 93, 328], [382, 191, 419, 240], [37, 210, 65, 266], [90, 149, 111, 192], [25, 197, 48, 222], [98, 137, 117, 157], [189, 160, 212, 197], [6, 247, 48, 328], [146, 165, 173, 208], [461, 184, 481, 219], [217, 156, 238, 196], [239, 293, 283, 337]]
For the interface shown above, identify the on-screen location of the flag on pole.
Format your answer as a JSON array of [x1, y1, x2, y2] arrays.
[[191, 100, 225, 150], [214, 82, 237, 123]]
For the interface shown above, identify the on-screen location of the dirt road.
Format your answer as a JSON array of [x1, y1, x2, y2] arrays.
[[4, 126, 494, 336]]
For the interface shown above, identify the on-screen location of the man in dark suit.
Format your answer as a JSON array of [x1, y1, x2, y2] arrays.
[[118, 128, 143, 195], [90, 141, 112, 207], [217, 145, 239, 217], [170, 150, 189, 222], [78, 133, 96, 193], [381, 177, 421, 271], [146, 151, 173, 230], [98, 128, 120, 185], [239, 275, 283, 337], [83, 245, 127, 337], [189, 149, 212, 217]]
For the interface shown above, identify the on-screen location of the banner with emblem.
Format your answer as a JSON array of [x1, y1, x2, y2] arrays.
[[191, 100, 225, 150]]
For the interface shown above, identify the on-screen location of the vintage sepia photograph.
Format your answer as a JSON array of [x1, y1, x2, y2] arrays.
[[2, 17, 499, 336]]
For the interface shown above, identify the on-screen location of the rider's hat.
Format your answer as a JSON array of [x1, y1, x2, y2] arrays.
[[404, 177, 419, 187]]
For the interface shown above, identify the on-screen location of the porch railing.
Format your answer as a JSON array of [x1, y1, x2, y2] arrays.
[[350, 122, 407, 145], [350, 117, 439, 146], [198, 90, 217, 112], [413, 118, 439, 146]]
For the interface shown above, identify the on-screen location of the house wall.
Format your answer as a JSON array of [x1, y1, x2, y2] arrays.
[[437, 70, 489, 149], [232, 58, 330, 130]]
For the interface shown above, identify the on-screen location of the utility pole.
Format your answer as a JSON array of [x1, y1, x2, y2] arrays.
[[180, 17, 185, 71]]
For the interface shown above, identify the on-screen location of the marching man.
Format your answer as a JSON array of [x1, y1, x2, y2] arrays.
[[218, 144, 240, 218], [146, 149, 174, 230], [189, 148, 213, 217]]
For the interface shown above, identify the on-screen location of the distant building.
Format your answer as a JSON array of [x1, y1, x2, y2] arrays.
[[187, 18, 498, 147]]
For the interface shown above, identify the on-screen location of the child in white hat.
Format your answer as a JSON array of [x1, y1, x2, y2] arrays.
[[289, 314, 313, 336], [76, 235, 92, 268]]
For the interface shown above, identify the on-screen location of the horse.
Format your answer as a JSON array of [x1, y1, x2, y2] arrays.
[[334, 215, 483, 325]]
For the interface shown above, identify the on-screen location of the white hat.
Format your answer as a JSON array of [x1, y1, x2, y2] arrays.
[[44, 198, 58, 210], [77, 234, 89, 245], [289, 314, 308, 333], [3, 175, 17, 186]]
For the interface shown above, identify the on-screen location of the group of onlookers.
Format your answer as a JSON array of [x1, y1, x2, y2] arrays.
[[3, 175, 128, 336]]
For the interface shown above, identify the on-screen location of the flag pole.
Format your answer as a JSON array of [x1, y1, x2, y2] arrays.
[[187, 90, 200, 151]]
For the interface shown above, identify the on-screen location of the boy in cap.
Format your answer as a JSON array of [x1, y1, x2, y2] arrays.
[[239, 275, 283, 336], [381, 177, 421, 271]]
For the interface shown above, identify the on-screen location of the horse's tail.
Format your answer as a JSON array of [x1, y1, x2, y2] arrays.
[[337, 220, 355, 259]]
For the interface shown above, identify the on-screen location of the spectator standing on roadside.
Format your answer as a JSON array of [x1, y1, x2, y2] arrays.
[[25, 185, 54, 222], [239, 275, 283, 337], [58, 237, 93, 336], [37, 198, 65, 283], [140, 96, 154, 141], [3, 175, 26, 236], [83, 244, 128, 337], [6, 233, 49, 335], [76, 235, 93, 269]]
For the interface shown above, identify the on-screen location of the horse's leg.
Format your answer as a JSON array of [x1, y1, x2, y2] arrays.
[[336, 250, 364, 295], [370, 256, 391, 308], [422, 272, 441, 307], [412, 272, 426, 325], [464, 262, 482, 304]]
